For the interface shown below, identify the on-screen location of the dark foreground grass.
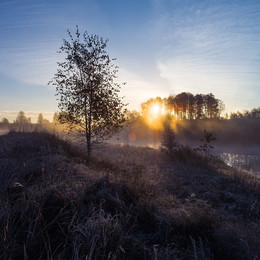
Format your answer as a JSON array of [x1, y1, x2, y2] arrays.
[[0, 131, 259, 259]]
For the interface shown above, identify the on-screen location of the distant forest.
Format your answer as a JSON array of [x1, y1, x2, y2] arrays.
[[140, 92, 260, 120], [141, 92, 224, 119], [0, 92, 259, 127]]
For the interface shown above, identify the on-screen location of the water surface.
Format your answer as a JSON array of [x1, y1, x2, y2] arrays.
[[217, 149, 260, 178]]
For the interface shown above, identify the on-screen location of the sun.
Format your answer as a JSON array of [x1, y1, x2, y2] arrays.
[[145, 102, 164, 130], [151, 104, 160, 117]]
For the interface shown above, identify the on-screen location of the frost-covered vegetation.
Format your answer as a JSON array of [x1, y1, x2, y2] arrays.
[[0, 131, 259, 259]]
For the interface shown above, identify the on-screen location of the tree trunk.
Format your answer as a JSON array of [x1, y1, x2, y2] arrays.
[[86, 134, 91, 161], [86, 84, 93, 161]]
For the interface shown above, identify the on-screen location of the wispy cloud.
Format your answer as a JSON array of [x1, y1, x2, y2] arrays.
[[118, 68, 170, 110], [0, 0, 67, 86], [0, 47, 61, 87], [157, 59, 258, 112], [149, 0, 260, 111]]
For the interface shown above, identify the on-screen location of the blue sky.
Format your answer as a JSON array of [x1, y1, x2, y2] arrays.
[[0, 0, 259, 122]]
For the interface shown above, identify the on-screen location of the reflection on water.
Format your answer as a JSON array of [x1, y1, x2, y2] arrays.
[[219, 153, 260, 178]]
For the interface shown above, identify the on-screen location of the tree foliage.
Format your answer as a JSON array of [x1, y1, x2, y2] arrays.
[[141, 97, 164, 114], [53, 112, 60, 124], [141, 92, 224, 120], [196, 129, 216, 158], [37, 113, 44, 125], [50, 27, 127, 158], [15, 111, 31, 124], [230, 107, 260, 119], [1, 118, 9, 124], [161, 122, 179, 157]]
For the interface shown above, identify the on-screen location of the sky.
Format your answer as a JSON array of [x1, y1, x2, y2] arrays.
[[0, 0, 260, 122]]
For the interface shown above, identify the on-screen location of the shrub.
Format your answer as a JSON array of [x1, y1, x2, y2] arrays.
[[195, 129, 216, 159], [161, 123, 179, 158]]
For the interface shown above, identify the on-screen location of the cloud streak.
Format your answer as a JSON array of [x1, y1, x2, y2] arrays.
[[149, 0, 260, 111], [118, 68, 170, 110]]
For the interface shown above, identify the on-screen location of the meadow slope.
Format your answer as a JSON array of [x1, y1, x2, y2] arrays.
[[0, 131, 259, 259]]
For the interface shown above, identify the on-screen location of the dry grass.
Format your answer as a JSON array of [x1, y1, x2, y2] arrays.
[[0, 131, 259, 259]]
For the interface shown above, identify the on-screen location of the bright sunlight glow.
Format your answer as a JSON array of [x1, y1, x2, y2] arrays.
[[145, 103, 164, 130], [151, 104, 160, 116], [162, 105, 165, 115]]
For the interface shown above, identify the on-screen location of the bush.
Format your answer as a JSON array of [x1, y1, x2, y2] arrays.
[[195, 129, 216, 159], [161, 123, 179, 158]]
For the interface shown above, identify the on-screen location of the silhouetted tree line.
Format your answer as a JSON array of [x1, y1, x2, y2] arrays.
[[14, 111, 32, 124], [230, 107, 260, 119], [1, 118, 9, 124], [141, 92, 225, 119], [0, 112, 60, 127]]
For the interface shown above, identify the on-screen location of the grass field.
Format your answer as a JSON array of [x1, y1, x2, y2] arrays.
[[0, 131, 259, 259]]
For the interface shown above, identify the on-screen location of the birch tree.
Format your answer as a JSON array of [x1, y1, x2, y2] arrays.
[[50, 27, 127, 159]]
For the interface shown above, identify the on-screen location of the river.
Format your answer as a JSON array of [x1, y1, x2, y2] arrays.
[[213, 143, 260, 178]]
